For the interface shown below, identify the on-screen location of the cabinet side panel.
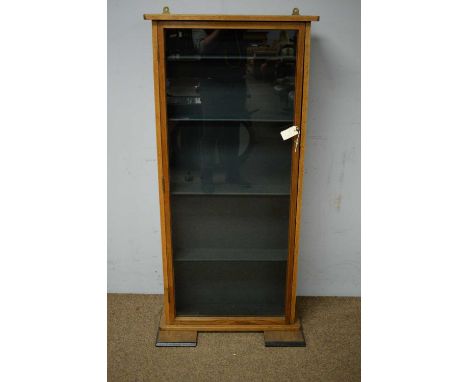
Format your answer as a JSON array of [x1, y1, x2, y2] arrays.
[[290, 22, 312, 322], [151, 21, 173, 322], [156, 23, 177, 322], [284, 24, 306, 323]]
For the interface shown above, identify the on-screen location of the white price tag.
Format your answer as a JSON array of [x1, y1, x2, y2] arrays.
[[280, 125, 299, 141]]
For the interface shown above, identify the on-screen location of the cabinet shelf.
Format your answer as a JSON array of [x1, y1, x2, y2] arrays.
[[174, 248, 287, 262], [170, 182, 290, 196], [167, 55, 296, 61], [168, 117, 293, 123]]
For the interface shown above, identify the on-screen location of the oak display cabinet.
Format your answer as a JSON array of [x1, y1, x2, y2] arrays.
[[144, 9, 319, 347]]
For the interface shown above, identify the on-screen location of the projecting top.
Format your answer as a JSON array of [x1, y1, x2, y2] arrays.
[[143, 14, 320, 22]]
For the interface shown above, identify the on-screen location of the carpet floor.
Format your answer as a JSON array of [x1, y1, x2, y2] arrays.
[[108, 294, 360, 381]]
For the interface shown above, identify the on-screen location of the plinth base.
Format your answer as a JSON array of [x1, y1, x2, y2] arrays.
[[156, 329, 198, 347], [264, 329, 306, 347], [155, 312, 305, 347]]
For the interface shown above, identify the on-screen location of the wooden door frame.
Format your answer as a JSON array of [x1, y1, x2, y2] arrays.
[[150, 20, 311, 328]]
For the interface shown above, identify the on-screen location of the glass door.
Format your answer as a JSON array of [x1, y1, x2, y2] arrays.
[[162, 26, 302, 316]]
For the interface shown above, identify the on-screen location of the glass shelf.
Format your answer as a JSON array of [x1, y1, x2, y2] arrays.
[[168, 117, 293, 123], [170, 180, 290, 196], [174, 248, 287, 262], [167, 55, 296, 61]]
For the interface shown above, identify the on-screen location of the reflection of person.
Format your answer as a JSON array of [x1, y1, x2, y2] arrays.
[[193, 29, 250, 193]]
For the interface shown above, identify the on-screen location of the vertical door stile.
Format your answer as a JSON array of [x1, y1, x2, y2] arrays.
[[157, 23, 176, 322], [284, 23, 306, 323], [291, 22, 312, 323], [151, 21, 171, 323]]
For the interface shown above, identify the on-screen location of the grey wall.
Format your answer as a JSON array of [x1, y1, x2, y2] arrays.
[[108, 0, 360, 295]]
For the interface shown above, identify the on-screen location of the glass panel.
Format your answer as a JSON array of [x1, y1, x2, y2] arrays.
[[164, 28, 298, 316]]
